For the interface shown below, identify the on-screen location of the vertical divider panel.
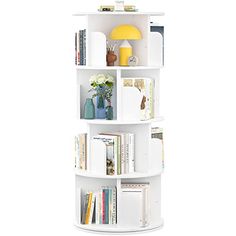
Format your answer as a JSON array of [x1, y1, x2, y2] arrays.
[[154, 70, 160, 118], [85, 15, 89, 66], [76, 70, 80, 119], [86, 123, 91, 172], [75, 176, 81, 224], [147, 15, 151, 66], [116, 69, 122, 121]]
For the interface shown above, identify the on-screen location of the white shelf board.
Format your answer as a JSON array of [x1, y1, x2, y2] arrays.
[[76, 66, 163, 70], [74, 219, 163, 233], [75, 169, 163, 179], [73, 12, 164, 16], [79, 117, 164, 125]]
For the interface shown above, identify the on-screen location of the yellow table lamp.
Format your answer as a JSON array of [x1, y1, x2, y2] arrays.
[[110, 24, 142, 66]]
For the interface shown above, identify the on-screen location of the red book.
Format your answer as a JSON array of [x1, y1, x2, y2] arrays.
[[102, 190, 105, 224]]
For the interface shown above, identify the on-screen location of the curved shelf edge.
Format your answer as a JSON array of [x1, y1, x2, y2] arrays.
[[79, 117, 164, 125], [74, 219, 163, 234], [74, 169, 163, 179]]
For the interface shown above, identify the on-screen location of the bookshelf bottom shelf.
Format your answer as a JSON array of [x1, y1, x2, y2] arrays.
[[74, 219, 163, 233]]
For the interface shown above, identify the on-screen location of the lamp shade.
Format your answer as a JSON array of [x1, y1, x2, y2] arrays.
[[110, 24, 142, 40]]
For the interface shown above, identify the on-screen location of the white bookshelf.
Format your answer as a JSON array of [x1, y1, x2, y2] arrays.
[[74, 11, 164, 233]]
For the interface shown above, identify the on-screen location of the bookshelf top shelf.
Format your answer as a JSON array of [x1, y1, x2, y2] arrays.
[[75, 169, 163, 179], [79, 117, 164, 125], [73, 12, 164, 16], [76, 66, 163, 70]]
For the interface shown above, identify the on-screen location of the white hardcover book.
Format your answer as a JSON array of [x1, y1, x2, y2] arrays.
[[128, 133, 135, 173], [121, 183, 150, 227], [142, 185, 150, 227], [88, 194, 96, 224], [95, 192, 100, 224], [90, 138, 106, 175], [150, 127, 164, 171], [119, 188, 144, 227], [97, 135, 117, 175]]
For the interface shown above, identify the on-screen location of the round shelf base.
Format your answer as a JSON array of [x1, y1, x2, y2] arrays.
[[75, 219, 163, 234]]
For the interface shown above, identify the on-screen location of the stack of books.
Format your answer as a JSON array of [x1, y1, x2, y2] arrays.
[[90, 133, 135, 175], [75, 134, 87, 170], [75, 29, 86, 65], [81, 187, 117, 224], [122, 78, 155, 121], [119, 183, 150, 227]]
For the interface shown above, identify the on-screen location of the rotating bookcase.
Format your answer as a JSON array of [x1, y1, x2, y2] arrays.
[[73, 11, 164, 234]]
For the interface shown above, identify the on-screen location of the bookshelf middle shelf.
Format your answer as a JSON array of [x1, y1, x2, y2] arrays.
[[75, 169, 163, 179]]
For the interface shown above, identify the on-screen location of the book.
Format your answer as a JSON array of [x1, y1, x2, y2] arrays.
[[128, 133, 135, 173], [91, 135, 116, 175], [75, 136, 79, 168], [120, 183, 150, 227], [81, 186, 117, 225], [151, 127, 164, 170], [85, 192, 93, 224], [75, 33, 77, 65], [122, 78, 154, 121], [88, 193, 95, 224], [75, 134, 87, 170], [83, 29, 86, 65], [91, 133, 135, 175], [81, 192, 88, 224]]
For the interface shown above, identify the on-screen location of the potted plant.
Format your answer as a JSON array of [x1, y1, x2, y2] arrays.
[[89, 73, 114, 120]]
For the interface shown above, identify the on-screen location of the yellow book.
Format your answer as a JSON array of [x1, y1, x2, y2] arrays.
[[85, 192, 93, 224]]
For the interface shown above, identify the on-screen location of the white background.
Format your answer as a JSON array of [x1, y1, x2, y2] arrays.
[[0, 0, 236, 235]]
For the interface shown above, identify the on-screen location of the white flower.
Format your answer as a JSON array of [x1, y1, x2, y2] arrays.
[[90, 73, 114, 86], [89, 74, 97, 84], [96, 74, 106, 84], [106, 74, 114, 83]]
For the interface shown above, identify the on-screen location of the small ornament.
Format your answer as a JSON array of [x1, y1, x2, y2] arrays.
[[128, 55, 139, 66]]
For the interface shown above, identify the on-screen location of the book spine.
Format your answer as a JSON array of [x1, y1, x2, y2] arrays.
[[128, 134, 135, 173], [79, 134, 87, 170], [120, 134, 125, 174], [105, 189, 109, 224], [85, 192, 92, 224], [109, 188, 112, 224], [125, 134, 129, 174], [75, 33, 77, 65], [83, 29, 86, 65], [117, 136, 121, 175], [100, 190, 103, 224], [81, 193, 88, 224], [75, 136, 79, 168], [111, 187, 117, 224], [79, 30, 83, 65], [77, 32, 80, 65], [88, 194, 95, 224], [102, 190, 105, 224], [113, 137, 117, 175], [95, 192, 100, 224]]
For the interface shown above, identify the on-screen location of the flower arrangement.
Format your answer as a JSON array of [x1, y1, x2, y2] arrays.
[[89, 73, 114, 105]]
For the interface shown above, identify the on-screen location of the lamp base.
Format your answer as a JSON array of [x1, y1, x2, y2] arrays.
[[119, 40, 132, 66]]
